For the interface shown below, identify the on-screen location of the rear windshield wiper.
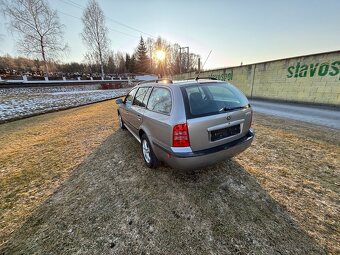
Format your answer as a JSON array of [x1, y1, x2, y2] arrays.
[[219, 106, 247, 112]]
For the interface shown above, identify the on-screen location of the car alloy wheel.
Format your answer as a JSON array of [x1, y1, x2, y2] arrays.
[[142, 139, 151, 164], [140, 134, 160, 168]]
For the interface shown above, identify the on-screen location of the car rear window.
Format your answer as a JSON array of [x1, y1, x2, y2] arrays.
[[181, 82, 249, 119], [147, 87, 172, 115]]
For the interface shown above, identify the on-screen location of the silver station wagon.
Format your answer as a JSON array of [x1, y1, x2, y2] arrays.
[[116, 78, 254, 170]]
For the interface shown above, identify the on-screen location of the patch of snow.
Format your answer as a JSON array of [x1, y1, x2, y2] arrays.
[[0, 85, 129, 122]]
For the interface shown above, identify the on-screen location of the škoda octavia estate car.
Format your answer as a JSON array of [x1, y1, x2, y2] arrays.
[[116, 78, 254, 170]]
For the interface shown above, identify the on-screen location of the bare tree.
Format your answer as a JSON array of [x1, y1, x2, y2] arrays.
[[81, 0, 109, 79], [2, 0, 67, 76], [83, 52, 98, 75], [114, 51, 126, 74]]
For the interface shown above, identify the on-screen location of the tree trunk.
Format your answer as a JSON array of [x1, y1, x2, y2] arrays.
[[40, 38, 49, 77], [100, 62, 104, 79], [44, 61, 49, 77], [99, 51, 104, 79]]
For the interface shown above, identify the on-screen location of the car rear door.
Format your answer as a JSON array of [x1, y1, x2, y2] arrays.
[[142, 87, 173, 148], [129, 87, 152, 135]]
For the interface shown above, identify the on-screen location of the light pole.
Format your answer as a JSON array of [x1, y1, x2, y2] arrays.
[[179, 46, 189, 74]]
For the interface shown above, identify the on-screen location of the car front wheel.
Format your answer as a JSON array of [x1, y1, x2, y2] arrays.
[[141, 134, 159, 168]]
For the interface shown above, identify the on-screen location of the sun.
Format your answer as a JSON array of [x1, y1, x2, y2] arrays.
[[156, 50, 165, 61]]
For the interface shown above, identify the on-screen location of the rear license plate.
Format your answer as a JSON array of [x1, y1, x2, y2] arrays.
[[210, 124, 240, 141]]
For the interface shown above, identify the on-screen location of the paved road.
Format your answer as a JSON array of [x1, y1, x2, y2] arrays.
[[250, 100, 340, 129]]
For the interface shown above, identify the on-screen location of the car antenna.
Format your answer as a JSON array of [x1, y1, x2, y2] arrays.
[[195, 50, 212, 81]]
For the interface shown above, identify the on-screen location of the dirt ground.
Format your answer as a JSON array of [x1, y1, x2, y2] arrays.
[[0, 101, 339, 254]]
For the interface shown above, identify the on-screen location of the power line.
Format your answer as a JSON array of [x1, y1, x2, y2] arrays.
[[57, 10, 139, 38], [106, 16, 155, 38], [57, 0, 155, 38], [108, 28, 139, 38], [60, 0, 83, 8], [58, 0, 82, 9], [57, 10, 81, 21]]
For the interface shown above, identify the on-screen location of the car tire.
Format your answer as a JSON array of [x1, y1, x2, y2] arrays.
[[118, 113, 126, 130], [141, 134, 160, 169]]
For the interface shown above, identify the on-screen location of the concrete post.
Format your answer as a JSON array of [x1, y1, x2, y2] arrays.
[[250, 64, 256, 98]]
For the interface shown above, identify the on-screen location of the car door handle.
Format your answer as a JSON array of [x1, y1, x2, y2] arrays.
[[137, 115, 142, 120]]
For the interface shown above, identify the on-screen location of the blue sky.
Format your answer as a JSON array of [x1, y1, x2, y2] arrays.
[[0, 0, 339, 69]]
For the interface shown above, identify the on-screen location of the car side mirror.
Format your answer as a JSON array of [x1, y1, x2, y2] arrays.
[[116, 98, 123, 104]]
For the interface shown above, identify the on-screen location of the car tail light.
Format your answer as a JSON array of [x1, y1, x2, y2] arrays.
[[173, 123, 190, 147]]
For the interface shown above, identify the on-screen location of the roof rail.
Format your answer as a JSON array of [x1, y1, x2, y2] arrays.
[[194, 77, 217, 81], [156, 78, 173, 84], [184, 77, 217, 81], [137, 80, 158, 85], [137, 78, 173, 85]]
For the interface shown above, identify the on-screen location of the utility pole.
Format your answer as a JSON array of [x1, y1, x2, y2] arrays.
[[197, 58, 201, 73], [179, 47, 181, 74]]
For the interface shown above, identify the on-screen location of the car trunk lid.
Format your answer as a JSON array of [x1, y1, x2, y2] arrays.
[[187, 109, 251, 151]]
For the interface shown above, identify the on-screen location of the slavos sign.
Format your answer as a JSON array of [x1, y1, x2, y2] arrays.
[[287, 61, 340, 79]]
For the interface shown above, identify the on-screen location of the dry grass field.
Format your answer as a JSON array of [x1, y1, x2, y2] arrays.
[[0, 100, 339, 254], [0, 100, 119, 247], [236, 114, 339, 254]]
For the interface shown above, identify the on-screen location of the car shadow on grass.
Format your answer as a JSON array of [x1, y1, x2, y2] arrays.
[[0, 130, 326, 255]]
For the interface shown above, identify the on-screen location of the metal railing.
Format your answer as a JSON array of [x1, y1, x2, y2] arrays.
[[0, 75, 137, 88]]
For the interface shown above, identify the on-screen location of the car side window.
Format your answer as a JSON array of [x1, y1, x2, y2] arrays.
[[133, 87, 149, 107], [147, 87, 172, 115], [125, 88, 137, 106]]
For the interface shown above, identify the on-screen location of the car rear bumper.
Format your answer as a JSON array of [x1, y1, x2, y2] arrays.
[[155, 128, 254, 170]]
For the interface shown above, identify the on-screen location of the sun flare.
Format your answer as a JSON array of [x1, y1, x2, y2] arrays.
[[156, 50, 165, 61]]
